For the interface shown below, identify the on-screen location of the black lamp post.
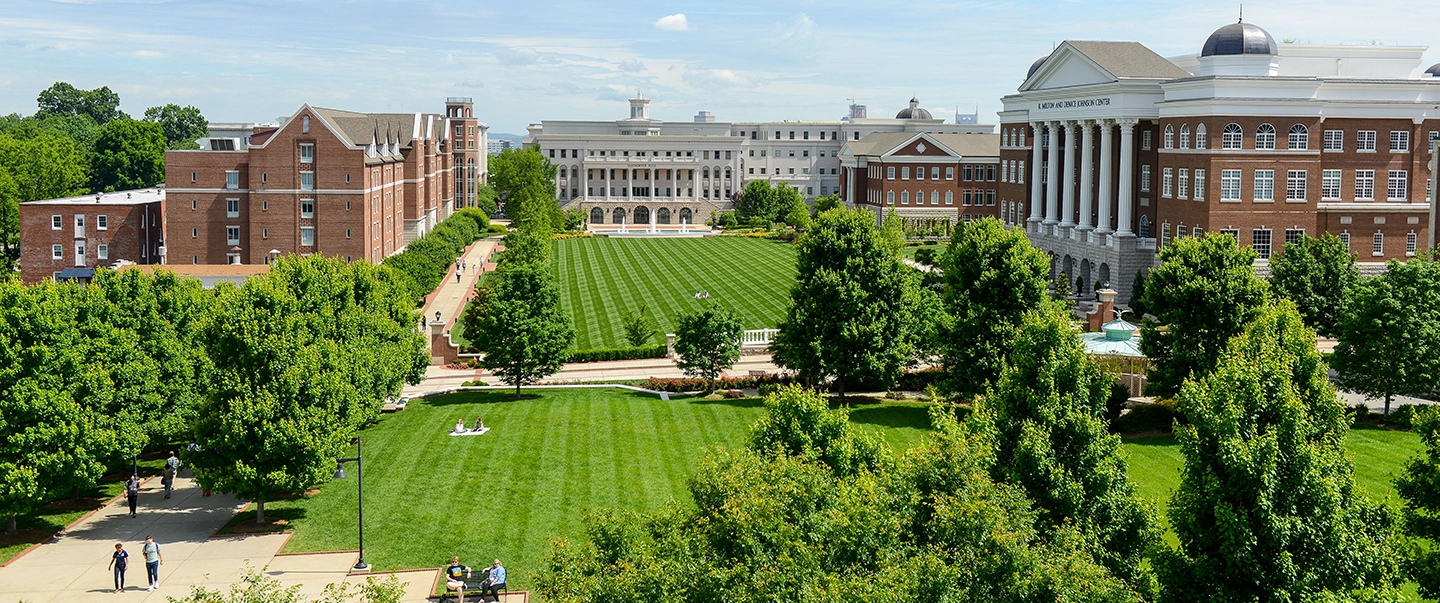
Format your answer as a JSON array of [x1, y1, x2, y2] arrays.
[[334, 438, 369, 571]]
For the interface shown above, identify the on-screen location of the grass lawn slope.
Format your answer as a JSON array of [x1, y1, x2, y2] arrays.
[[269, 389, 933, 586], [552, 237, 797, 349]]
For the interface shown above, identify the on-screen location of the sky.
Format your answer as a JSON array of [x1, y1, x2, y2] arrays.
[[2, 0, 1439, 136]]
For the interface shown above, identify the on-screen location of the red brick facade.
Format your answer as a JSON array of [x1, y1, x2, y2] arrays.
[[18, 190, 165, 284], [840, 133, 1001, 224]]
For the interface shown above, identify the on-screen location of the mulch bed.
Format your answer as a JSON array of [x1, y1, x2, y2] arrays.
[[0, 528, 51, 548], [43, 497, 109, 511]]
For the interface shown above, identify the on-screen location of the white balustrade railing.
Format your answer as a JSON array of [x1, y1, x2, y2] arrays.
[[1136, 237, 1157, 250], [741, 328, 779, 345]]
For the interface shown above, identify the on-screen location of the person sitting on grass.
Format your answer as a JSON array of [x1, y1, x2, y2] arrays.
[[453, 419, 468, 434], [473, 416, 485, 431], [446, 556, 471, 602]]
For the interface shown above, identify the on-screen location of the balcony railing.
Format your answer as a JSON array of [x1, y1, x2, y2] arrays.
[[1136, 237, 1157, 250]]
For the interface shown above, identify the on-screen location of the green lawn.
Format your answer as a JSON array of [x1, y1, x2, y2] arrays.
[[269, 389, 933, 587], [901, 243, 945, 260], [551, 237, 797, 349]]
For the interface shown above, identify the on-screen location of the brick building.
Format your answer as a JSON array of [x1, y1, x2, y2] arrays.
[[998, 21, 1440, 302], [18, 188, 165, 284], [164, 98, 486, 265], [838, 132, 1002, 228]]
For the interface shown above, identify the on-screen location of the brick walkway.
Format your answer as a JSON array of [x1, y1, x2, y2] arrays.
[[420, 239, 500, 334]]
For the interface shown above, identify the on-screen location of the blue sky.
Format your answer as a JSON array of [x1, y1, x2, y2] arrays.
[[2, 0, 1438, 135]]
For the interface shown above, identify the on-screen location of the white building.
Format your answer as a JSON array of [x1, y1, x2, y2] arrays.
[[197, 122, 276, 151], [524, 94, 993, 225]]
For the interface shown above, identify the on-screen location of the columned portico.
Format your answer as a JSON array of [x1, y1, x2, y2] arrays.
[[1116, 119, 1136, 237], [1029, 122, 1044, 226], [1077, 120, 1095, 232], [1096, 120, 1114, 235], [1059, 120, 1077, 229], [1044, 120, 1060, 226]]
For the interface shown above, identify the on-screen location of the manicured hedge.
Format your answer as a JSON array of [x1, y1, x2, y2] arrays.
[[564, 344, 667, 363], [1111, 400, 1180, 434], [645, 373, 797, 392], [382, 208, 490, 302]]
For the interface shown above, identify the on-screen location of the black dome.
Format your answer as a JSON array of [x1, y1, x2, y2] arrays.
[[896, 98, 932, 120], [1201, 21, 1277, 57], [1028, 54, 1050, 79], [1426, 63, 1440, 76]]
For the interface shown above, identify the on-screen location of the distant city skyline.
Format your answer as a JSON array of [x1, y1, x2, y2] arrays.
[[2, 0, 1438, 134]]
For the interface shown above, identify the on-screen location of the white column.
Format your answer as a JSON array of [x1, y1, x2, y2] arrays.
[[1060, 121, 1077, 229], [1097, 120, 1115, 235], [1029, 123, 1045, 225], [649, 167, 655, 201], [1045, 121, 1061, 225], [605, 167, 611, 200], [626, 167, 633, 199], [671, 168, 677, 200], [1078, 120, 1095, 231], [581, 165, 589, 200], [1117, 119, 1136, 237]]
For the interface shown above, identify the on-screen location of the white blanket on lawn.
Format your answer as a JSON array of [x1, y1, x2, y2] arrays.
[[449, 427, 491, 437]]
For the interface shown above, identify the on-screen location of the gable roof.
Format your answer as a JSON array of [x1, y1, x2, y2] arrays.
[[1064, 41, 1191, 79], [845, 132, 1000, 159]]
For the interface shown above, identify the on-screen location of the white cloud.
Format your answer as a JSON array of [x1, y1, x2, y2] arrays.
[[618, 58, 644, 72], [131, 49, 162, 58], [777, 13, 815, 41], [654, 14, 688, 32], [682, 68, 745, 88]]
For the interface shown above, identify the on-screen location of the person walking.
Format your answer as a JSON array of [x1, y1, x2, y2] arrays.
[[142, 535, 163, 591], [455, 266, 462, 283], [108, 543, 129, 593], [124, 475, 140, 518]]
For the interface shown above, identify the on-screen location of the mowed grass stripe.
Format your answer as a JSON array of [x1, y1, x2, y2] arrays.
[[553, 237, 797, 348]]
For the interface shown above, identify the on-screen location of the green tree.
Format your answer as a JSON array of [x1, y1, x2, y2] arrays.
[[1157, 301, 1401, 602], [476, 263, 574, 397], [0, 167, 18, 272], [190, 256, 427, 523], [812, 194, 842, 215], [620, 302, 657, 347], [91, 119, 167, 192], [972, 306, 1158, 591], [736, 180, 802, 224], [35, 82, 126, 125], [772, 207, 922, 397], [1269, 232, 1358, 338], [1139, 233, 1269, 398], [474, 184, 499, 216], [1397, 406, 1440, 599], [143, 103, 209, 150], [936, 217, 1051, 399], [672, 304, 742, 390], [1332, 255, 1440, 416], [490, 147, 561, 229], [0, 131, 90, 202], [458, 283, 495, 348], [746, 385, 888, 477], [1127, 270, 1147, 316], [782, 201, 810, 231]]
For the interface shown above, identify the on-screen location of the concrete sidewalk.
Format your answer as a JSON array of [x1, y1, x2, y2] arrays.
[[402, 354, 785, 397], [0, 474, 436, 603], [421, 239, 500, 335]]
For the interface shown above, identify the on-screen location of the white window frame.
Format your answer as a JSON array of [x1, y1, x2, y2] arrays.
[[1162, 167, 1174, 197], [1355, 170, 1375, 200], [1178, 168, 1189, 199], [1180, 124, 1191, 149], [1164, 125, 1174, 149], [1372, 232, 1384, 256], [299, 143, 315, 163], [1255, 124, 1276, 150], [301, 172, 315, 191], [52, 244, 63, 259], [1254, 170, 1275, 202], [226, 226, 240, 246], [1286, 170, 1307, 202], [945, 191, 953, 205], [1322, 169, 1341, 200], [1220, 169, 1241, 201], [301, 227, 316, 247], [1253, 229, 1273, 259], [1194, 169, 1205, 200], [1288, 124, 1308, 150], [51, 215, 62, 230], [97, 244, 108, 261], [1357, 130, 1377, 152], [226, 198, 240, 218], [1323, 130, 1343, 151], [1387, 170, 1408, 200], [301, 198, 315, 218], [1390, 130, 1410, 152], [1407, 232, 1418, 256], [1222, 123, 1242, 149], [1140, 165, 1151, 192], [96, 215, 108, 230], [225, 170, 239, 189], [1195, 124, 1207, 149]]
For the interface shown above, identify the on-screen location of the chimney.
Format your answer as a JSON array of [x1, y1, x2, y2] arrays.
[[1087, 288, 1118, 331]]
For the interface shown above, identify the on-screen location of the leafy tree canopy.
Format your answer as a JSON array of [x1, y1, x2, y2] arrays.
[[736, 180, 802, 224], [672, 304, 743, 388], [35, 82, 126, 125], [1397, 406, 1440, 599], [91, 118, 167, 192], [1269, 232, 1358, 337], [1332, 254, 1440, 415], [143, 103, 209, 150], [476, 262, 574, 396]]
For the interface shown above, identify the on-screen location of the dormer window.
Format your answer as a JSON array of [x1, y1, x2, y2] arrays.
[[302, 115, 310, 133]]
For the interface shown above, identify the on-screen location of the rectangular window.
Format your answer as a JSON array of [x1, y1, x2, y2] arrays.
[[51, 244, 62, 259], [901, 167, 910, 179], [192, 228, 197, 238], [1390, 130, 1409, 152], [1340, 232, 1351, 247], [97, 244, 108, 261], [1373, 232, 1385, 256], [987, 166, 996, 181], [225, 170, 239, 189], [1254, 170, 1275, 201], [1161, 223, 1172, 248], [51, 215, 61, 229], [301, 199, 315, 218], [987, 191, 996, 206], [1388, 170, 1408, 200], [226, 226, 240, 246], [918, 166, 926, 180], [945, 191, 953, 205], [1287, 170, 1307, 201], [1017, 162, 1025, 184], [226, 198, 239, 217], [1356, 170, 1375, 200], [97, 215, 108, 230], [1221, 169, 1242, 201], [1324, 130, 1343, 151], [931, 167, 940, 179], [1322, 169, 1341, 199], [931, 191, 939, 205], [262, 228, 268, 239], [887, 167, 895, 179], [301, 172, 314, 191], [886, 191, 894, 204], [1162, 167, 1174, 197], [299, 143, 314, 163], [964, 166, 973, 181], [1357, 130, 1377, 152], [963, 191, 973, 206], [1178, 168, 1189, 199], [1407, 232, 1418, 256], [1253, 229, 1273, 258], [301, 227, 315, 246], [1177, 225, 1187, 238], [1141, 165, 1151, 192], [1194, 169, 1205, 200], [1285, 229, 1305, 247], [1142, 130, 1152, 150]]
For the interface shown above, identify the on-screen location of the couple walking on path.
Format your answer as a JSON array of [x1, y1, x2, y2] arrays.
[[107, 536, 164, 593]]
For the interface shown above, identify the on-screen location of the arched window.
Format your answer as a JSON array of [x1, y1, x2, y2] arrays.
[[1164, 125, 1174, 149], [679, 208, 693, 224], [1196, 124, 1208, 149], [1288, 124, 1308, 150], [590, 207, 604, 224], [1139, 214, 1152, 238], [656, 207, 671, 224], [302, 115, 310, 133], [613, 207, 627, 224], [702, 167, 710, 178], [1256, 124, 1276, 150], [633, 206, 650, 224], [1222, 123, 1242, 149], [1180, 124, 1191, 149], [886, 191, 894, 204]]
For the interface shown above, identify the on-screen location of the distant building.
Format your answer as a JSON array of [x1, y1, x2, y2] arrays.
[[18, 188, 165, 285], [839, 132, 1001, 227], [524, 93, 995, 226], [487, 138, 513, 155], [1000, 19, 1440, 302], [164, 98, 486, 266], [198, 122, 276, 151]]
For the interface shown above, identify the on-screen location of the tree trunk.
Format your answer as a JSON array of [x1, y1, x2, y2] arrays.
[[72, 485, 81, 501], [515, 381, 522, 399], [6, 514, 16, 535], [1384, 393, 1393, 417], [255, 499, 267, 525], [837, 378, 846, 400]]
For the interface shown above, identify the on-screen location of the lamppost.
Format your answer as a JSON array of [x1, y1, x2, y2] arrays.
[[334, 438, 369, 571]]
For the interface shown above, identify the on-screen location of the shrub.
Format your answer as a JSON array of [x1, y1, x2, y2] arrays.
[[645, 373, 797, 392], [1389, 404, 1418, 428], [724, 389, 745, 398], [1111, 399, 1178, 434], [1105, 379, 1132, 423], [757, 383, 782, 397], [551, 232, 594, 240], [381, 210, 491, 302], [913, 247, 937, 266], [894, 367, 946, 391], [462, 379, 489, 386], [564, 344, 667, 363]]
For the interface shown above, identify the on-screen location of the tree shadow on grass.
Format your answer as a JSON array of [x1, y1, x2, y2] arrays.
[[846, 405, 933, 431], [689, 396, 765, 410], [421, 390, 532, 406], [1122, 435, 1178, 447]]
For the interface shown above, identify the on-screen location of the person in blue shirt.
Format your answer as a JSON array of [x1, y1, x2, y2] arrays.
[[480, 559, 505, 601]]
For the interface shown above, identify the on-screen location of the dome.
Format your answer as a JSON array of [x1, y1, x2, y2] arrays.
[[896, 97, 932, 120], [1201, 21, 1277, 57], [1426, 63, 1440, 77], [1027, 54, 1050, 79]]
